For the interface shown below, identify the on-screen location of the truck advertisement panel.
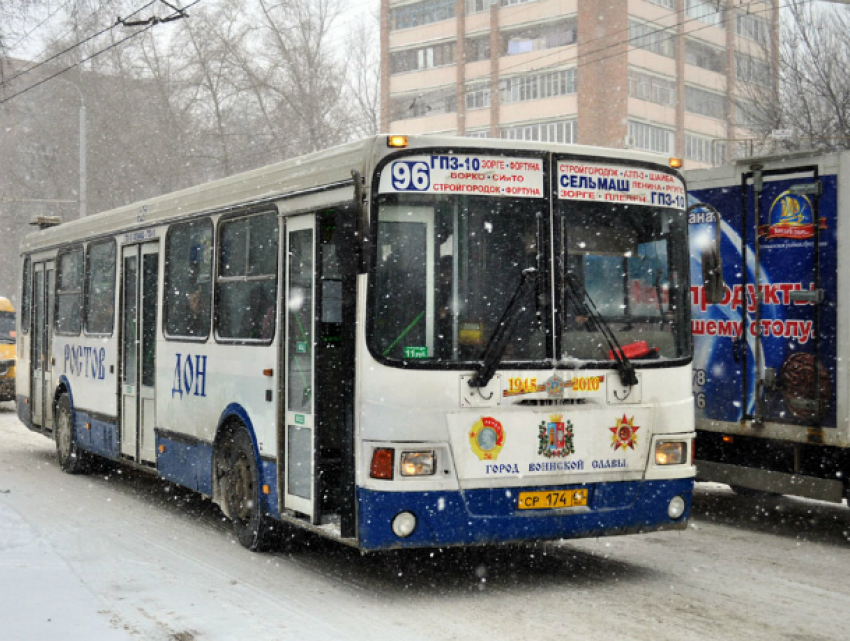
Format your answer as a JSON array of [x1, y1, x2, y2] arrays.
[[688, 171, 838, 428]]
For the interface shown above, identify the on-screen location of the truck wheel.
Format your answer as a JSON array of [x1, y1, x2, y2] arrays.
[[54, 394, 89, 474], [219, 425, 274, 551]]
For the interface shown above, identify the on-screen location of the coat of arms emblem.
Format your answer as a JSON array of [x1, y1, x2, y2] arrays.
[[537, 414, 575, 458]]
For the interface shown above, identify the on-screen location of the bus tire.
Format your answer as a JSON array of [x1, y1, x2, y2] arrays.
[[220, 425, 273, 551], [54, 394, 89, 475]]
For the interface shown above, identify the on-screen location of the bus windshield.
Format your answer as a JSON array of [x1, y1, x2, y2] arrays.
[[0, 311, 15, 344], [371, 193, 548, 364], [369, 152, 691, 368], [556, 201, 690, 363]]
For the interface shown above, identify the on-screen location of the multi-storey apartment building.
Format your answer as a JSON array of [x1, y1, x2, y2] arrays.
[[380, 0, 778, 167]]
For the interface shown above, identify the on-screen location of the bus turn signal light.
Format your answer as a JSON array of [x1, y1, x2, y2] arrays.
[[370, 448, 395, 480], [387, 135, 408, 148], [669, 157, 683, 168]]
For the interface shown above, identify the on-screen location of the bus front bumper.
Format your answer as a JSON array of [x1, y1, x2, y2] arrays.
[[356, 478, 692, 551]]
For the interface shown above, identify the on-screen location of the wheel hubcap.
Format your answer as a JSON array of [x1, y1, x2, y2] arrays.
[[57, 410, 71, 458], [230, 454, 255, 522]]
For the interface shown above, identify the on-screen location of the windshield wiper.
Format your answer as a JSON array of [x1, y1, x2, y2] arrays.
[[468, 267, 539, 389], [563, 273, 638, 387]]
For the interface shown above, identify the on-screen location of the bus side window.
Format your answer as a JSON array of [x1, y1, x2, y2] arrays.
[[85, 240, 116, 335], [55, 247, 84, 335], [21, 257, 31, 334], [216, 212, 278, 341], [164, 219, 213, 339], [320, 223, 342, 325]]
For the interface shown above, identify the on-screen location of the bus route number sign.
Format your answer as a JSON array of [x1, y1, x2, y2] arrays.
[[380, 154, 544, 198]]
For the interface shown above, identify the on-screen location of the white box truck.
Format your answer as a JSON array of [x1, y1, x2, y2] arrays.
[[687, 150, 850, 502]]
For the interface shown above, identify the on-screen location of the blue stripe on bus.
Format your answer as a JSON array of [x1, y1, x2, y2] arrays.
[[356, 478, 693, 550], [260, 460, 281, 520], [156, 432, 214, 496], [16, 395, 31, 429], [73, 411, 120, 459]]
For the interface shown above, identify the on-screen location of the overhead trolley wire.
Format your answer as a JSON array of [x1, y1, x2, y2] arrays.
[[5, 0, 79, 54], [0, 1, 156, 90], [0, 1, 201, 107]]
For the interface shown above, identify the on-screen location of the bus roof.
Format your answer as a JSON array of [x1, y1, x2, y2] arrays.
[[20, 134, 679, 254], [0, 297, 13, 313]]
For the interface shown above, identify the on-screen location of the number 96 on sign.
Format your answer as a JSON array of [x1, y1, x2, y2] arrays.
[[391, 161, 431, 191]]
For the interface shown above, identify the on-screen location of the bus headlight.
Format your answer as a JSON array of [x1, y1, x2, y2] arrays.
[[655, 441, 687, 465], [392, 511, 417, 538], [400, 451, 435, 476], [668, 496, 686, 519]]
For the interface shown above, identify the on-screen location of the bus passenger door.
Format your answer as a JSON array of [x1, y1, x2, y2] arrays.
[[30, 261, 55, 429], [283, 215, 317, 521], [120, 243, 160, 462]]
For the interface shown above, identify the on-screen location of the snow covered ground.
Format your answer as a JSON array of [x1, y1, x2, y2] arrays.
[[2, 400, 849, 640]]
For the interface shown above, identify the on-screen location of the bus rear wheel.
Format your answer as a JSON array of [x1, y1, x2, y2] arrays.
[[54, 394, 89, 474], [220, 426, 273, 551]]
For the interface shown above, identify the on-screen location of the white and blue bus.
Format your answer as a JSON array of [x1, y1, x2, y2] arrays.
[[16, 135, 695, 551]]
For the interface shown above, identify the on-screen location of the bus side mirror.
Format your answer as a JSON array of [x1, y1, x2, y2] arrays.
[[687, 201, 726, 306], [701, 247, 725, 305]]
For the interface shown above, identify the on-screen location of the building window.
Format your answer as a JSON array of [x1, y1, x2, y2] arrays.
[[685, 38, 725, 73], [465, 129, 491, 138], [465, 35, 491, 62], [391, 0, 455, 31], [647, 0, 674, 8], [503, 18, 577, 55], [55, 247, 84, 335], [391, 86, 457, 121], [84, 240, 116, 335], [734, 100, 759, 129], [685, 134, 726, 165], [685, 86, 726, 120], [465, 0, 499, 13], [390, 42, 456, 74], [736, 12, 770, 44], [165, 219, 213, 339], [465, 82, 491, 110], [628, 20, 675, 58], [501, 119, 576, 144], [216, 212, 279, 342], [735, 52, 771, 86], [628, 121, 674, 154], [686, 0, 723, 27], [499, 68, 576, 103], [628, 69, 676, 107]]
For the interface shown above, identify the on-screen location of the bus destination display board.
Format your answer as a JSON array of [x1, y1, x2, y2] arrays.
[[557, 161, 685, 209], [379, 154, 544, 198]]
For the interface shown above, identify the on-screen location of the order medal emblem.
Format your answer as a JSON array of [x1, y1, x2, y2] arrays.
[[469, 417, 505, 461]]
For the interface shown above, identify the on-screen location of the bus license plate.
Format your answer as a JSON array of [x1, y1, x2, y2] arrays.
[[518, 489, 588, 510]]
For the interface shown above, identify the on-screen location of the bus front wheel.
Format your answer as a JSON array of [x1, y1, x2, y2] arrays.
[[54, 394, 89, 474], [219, 425, 273, 551]]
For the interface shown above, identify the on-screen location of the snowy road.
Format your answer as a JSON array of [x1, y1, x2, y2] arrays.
[[2, 401, 849, 641]]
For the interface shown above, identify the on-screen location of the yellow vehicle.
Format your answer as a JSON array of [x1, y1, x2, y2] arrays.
[[0, 296, 15, 402]]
